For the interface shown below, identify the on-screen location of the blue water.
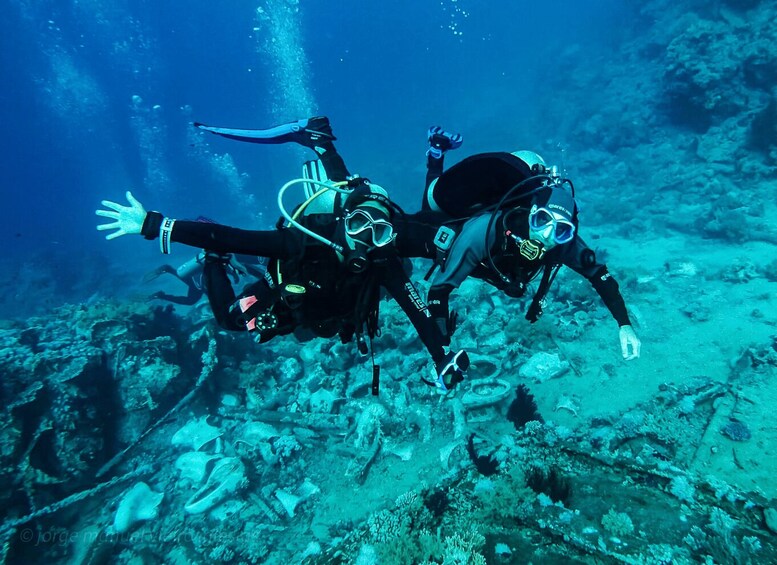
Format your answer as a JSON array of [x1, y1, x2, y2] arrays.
[[0, 0, 636, 317], [3, 2, 777, 563]]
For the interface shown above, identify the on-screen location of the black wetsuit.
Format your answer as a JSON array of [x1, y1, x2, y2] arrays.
[[140, 211, 447, 364]]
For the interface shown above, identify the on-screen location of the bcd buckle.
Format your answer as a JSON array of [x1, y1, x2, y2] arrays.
[[433, 226, 456, 252]]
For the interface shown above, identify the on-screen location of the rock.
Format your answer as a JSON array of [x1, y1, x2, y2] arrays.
[[721, 420, 752, 441], [113, 482, 163, 534], [519, 352, 570, 383], [175, 452, 219, 483], [172, 416, 223, 452], [184, 457, 247, 514], [764, 508, 777, 534]]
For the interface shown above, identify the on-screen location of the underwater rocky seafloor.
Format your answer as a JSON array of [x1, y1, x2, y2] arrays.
[[0, 245, 775, 564], [3, 0, 777, 563]]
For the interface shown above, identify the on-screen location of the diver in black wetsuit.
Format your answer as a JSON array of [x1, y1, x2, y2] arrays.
[[398, 128, 642, 360], [96, 118, 468, 391], [144, 250, 267, 306]]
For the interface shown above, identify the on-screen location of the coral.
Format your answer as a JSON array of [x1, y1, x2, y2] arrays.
[[601, 508, 635, 537], [669, 476, 696, 503], [272, 434, 302, 461], [663, 17, 750, 129], [525, 466, 572, 505], [440, 529, 487, 565], [506, 385, 544, 429], [466, 434, 499, 476]]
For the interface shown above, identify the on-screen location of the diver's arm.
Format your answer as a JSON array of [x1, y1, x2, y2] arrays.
[[562, 237, 640, 359], [588, 266, 641, 360], [588, 266, 631, 326], [430, 216, 492, 291], [377, 255, 446, 364], [427, 284, 455, 345], [96, 191, 301, 258], [425, 216, 494, 342], [378, 256, 469, 390], [141, 212, 301, 258]]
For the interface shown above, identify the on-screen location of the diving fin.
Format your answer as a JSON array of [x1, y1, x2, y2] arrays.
[[194, 116, 335, 148]]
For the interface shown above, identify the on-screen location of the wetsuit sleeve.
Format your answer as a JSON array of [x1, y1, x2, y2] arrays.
[[589, 266, 631, 326], [142, 211, 302, 258], [427, 284, 453, 344], [561, 236, 631, 326], [377, 254, 447, 365]]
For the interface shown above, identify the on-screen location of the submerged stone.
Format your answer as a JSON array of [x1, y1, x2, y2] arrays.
[[721, 420, 751, 442]]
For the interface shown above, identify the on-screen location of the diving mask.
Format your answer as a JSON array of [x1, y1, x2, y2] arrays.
[[528, 205, 576, 244], [344, 208, 396, 247]]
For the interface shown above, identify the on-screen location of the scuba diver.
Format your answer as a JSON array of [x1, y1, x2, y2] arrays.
[[143, 250, 267, 306], [398, 127, 642, 360], [96, 117, 469, 392], [211, 116, 641, 360]]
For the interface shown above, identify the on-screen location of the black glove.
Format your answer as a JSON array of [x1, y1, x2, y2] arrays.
[[426, 350, 469, 391]]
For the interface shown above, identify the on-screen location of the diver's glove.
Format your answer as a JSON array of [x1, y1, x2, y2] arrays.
[[619, 325, 641, 360], [425, 350, 469, 391], [96, 191, 147, 240]]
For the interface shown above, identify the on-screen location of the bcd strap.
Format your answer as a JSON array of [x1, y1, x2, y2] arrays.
[[526, 264, 561, 323], [424, 225, 458, 281], [371, 364, 380, 396]]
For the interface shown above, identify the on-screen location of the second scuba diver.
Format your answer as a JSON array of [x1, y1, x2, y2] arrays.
[[404, 129, 641, 360]]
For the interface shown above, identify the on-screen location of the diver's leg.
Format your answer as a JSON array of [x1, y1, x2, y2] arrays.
[[316, 140, 350, 182], [179, 282, 204, 306], [142, 264, 177, 283], [423, 127, 463, 211]]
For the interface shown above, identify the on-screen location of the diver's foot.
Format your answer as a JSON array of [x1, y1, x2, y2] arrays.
[[427, 126, 463, 159], [295, 116, 335, 148]]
